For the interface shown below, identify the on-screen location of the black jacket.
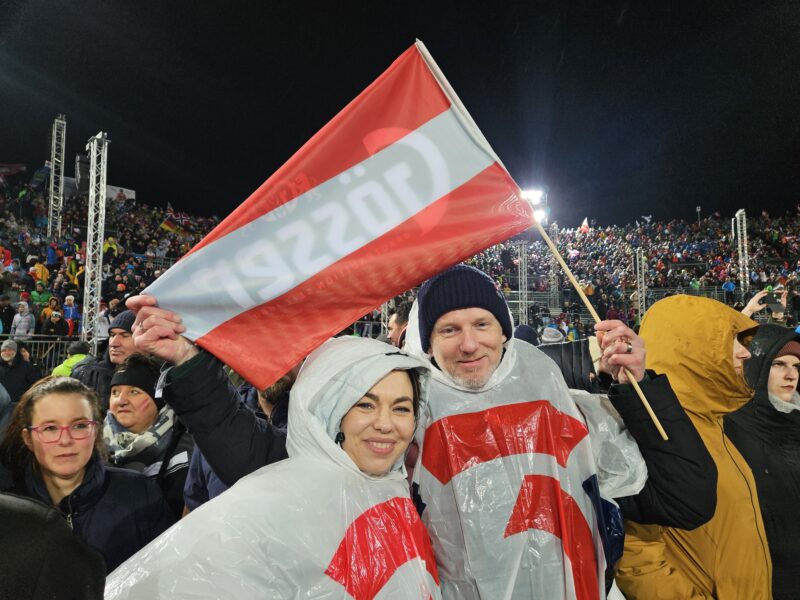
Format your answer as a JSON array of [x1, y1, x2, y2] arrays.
[[533, 340, 716, 529], [15, 452, 174, 572], [0, 492, 105, 599], [0, 354, 41, 403], [164, 351, 288, 486], [609, 373, 716, 530], [71, 352, 115, 411], [725, 324, 800, 600], [108, 419, 195, 521]]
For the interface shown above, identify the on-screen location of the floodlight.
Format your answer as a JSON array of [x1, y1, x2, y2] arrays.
[[521, 189, 544, 205]]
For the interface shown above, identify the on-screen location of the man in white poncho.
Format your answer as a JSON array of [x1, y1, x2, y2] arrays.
[[106, 337, 441, 599], [406, 265, 716, 600]]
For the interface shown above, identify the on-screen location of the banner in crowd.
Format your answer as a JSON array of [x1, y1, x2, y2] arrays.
[[106, 185, 137, 202], [145, 40, 533, 388]]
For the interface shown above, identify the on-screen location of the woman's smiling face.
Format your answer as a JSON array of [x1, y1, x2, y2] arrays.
[[340, 370, 416, 476]]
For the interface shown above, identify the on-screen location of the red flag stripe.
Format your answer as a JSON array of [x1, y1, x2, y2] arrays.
[[195, 162, 528, 389], [421, 401, 589, 486], [504, 474, 598, 600], [189, 45, 451, 250], [324, 497, 440, 600]]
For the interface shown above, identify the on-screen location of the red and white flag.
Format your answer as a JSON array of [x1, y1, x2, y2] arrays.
[[145, 41, 532, 388], [579, 217, 589, 234]]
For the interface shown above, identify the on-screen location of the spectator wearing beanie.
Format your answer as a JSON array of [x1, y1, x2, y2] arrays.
[[403, 264, 715, 598], [52, 341, 92, 377], [0, 339, 40, 403], [72, 310, 138, 411], [103, 354, 194, 520]]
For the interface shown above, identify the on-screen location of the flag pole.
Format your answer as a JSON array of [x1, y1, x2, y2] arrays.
[[532, 217, 669, 441]]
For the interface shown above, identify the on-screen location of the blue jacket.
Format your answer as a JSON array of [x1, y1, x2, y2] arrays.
[[18, 452, 174, 572]]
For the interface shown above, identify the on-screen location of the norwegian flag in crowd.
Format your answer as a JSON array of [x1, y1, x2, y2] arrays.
[[159, 203, 193, 233], [145, 40, 533, 388]]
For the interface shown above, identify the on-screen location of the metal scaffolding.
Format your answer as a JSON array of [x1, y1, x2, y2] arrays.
[[548, 222, 560, 310], [47, 114, 67, 238], [516, 240, 529, 325], [734, 209, 750, 294], [381, 300, 392, 337], [81, 132, 110, 351], [634, 247, 647, 321]]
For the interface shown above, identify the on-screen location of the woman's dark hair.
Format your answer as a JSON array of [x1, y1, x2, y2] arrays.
[[0, 377, 105, 482], [407, 368, 422, 420]]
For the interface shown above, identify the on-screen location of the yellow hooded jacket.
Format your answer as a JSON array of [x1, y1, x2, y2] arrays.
[[616, 295, 771, 599]]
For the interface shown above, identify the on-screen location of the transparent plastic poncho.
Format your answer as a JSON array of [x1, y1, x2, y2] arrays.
[[405, 303, 646, 599], [106, 337, 441, 599]]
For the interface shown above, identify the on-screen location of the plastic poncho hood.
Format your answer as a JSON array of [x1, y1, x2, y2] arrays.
[[288, 336, 430, 478], [106, 337, 441, 600]]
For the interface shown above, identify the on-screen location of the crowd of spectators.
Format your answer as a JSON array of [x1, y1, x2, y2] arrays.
[[0, 177, 218, 341]]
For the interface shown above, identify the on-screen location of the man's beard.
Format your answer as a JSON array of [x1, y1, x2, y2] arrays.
[[445, 361, 500, 390], [263, 376, 293, 405]]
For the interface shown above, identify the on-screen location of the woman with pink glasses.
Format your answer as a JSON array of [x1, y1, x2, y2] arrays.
[[0, 377, 173, 572]]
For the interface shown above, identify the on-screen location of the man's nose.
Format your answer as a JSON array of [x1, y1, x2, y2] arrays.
[[460, 331, 479, 353]]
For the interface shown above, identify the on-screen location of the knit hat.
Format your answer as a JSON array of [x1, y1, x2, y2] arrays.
[[417, 264, 513, 352], [1, 340, 17, 352], [67, 341, 91, 356], [514, 324, 540, 347], [776, 341, 800, 360], [109, 310, 136, 333], [540, 327, 565, 345], [110, 358, 163, 410]]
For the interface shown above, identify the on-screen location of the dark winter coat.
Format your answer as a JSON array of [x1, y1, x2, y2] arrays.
[[15, 452, 174, 572], [0, 492, 105, 599], [71, 352, 115, 411], [0, 353, 41, 403], [108, 419, 195, 520], [164, 350, 288, 487], [725, 324, 800, 600]]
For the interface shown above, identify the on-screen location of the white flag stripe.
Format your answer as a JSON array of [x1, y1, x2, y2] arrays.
[[147, 106, 496, 339]]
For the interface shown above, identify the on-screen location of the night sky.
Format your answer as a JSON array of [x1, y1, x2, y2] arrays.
[[2, 1, 799, 227]]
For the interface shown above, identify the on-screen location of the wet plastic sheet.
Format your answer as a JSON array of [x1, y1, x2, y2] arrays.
[[106, 338, 441, 599]]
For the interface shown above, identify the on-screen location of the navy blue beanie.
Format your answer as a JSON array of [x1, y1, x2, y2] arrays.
[[109, 310, 136, 333], [417, 264, 513, 352]]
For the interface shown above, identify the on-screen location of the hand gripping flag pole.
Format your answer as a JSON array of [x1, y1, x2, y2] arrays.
[[530, 215, 669, 441]]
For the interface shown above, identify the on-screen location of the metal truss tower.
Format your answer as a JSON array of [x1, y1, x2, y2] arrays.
[[516, 240, 529, 325], [734, 209, 750, 294], [81, 132, 110, 350], [548, 222, 560, 310], [635, 247, 647, 321], [381, 300, 392, 337], [47, 114, 67, 238]]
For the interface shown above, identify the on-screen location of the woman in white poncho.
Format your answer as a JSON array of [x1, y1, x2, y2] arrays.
[[105, 336, 441, 599]]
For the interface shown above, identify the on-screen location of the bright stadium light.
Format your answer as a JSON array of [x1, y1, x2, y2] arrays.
[[533, 208, 547, 223], [522, 189, 543, 204], [521, 188, 544, 205]]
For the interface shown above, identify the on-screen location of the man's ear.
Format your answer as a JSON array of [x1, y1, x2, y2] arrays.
[[502, 334, 508, 344]]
